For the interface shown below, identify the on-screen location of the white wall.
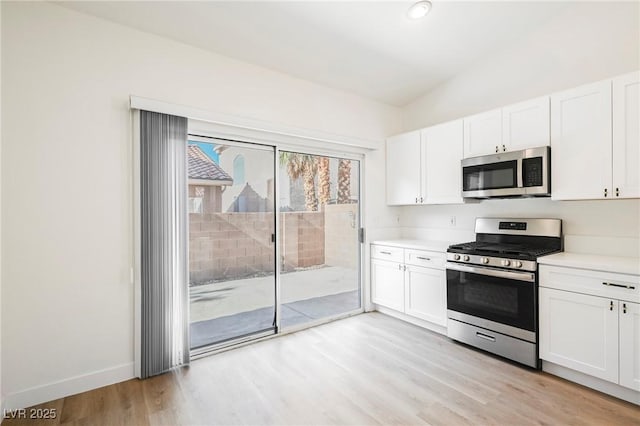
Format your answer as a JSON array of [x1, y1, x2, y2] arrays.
[[401, 199, 640, 256], [400, 1, 640, 255], [0, 1, 401, 408]]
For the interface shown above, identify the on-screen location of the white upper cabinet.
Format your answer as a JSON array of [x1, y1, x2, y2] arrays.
[[551, 80, 613, 200], [502, 96, 550, 150], [613, 71, 640, 199], [386, 130, 422, 205], [422, 119, 464, 204], [552, 72, 640, 201], [463, 98, 550, 159], [387, 70, 638, 203], [386, 120, 463, 206], [463, 108, 502, 158]]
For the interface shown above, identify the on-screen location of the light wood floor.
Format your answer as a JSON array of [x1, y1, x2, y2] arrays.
[[6, 313, 640, 425]]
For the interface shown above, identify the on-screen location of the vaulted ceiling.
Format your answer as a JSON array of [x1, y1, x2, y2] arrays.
[[58, 1, 620, 106]]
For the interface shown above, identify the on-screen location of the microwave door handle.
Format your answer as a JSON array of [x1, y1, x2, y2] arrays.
[[516, 157, 524, 189]]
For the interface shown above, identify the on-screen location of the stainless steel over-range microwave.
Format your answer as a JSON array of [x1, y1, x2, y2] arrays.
[[461, 146, 550, 199]]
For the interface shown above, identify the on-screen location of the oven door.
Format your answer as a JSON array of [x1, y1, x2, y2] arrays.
[[446, 262, 536, 334]]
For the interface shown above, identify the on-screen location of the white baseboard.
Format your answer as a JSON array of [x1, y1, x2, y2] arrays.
[[375, 305, 447, 336], [3, 363, 134, 411], [543, 361, 640, 406]]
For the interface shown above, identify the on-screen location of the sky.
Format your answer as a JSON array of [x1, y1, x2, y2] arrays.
[[188, 141, 220, 163]]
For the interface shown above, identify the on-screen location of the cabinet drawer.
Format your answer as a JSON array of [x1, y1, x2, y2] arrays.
[[405, 249, 445, 269], [371, 245, 404, 262], [540, 265, 640, 303]]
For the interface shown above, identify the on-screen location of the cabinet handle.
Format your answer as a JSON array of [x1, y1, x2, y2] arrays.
[[610, 301, 614, 311], [502, 144, 506, 152], [404, 265, 407, 271], [616, 187, 620, 197], [420, 197, 424, 203], [602, 282, 636, 290], [623, 303, 627, 314], [495, 146, 499, 153], [415, 197, 418, 203], [604, 188, 608, 197], [398, 264, 402, 270], [416, 256, 431, 261], [380, 251, 392, 255]]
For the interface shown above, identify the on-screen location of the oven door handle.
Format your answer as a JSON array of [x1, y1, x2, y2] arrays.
[[445, 262, 535, 282]]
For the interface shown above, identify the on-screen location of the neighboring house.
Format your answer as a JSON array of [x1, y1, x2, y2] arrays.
[[188, 145, 233, 213], [227, 182, 273, 213], [218, 145, 275, 212]]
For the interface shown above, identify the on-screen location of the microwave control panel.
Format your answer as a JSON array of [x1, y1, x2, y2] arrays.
[[522, 157, 543, 187]]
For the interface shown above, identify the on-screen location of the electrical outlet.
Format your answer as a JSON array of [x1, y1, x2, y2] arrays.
[[449, 216, 456, 227]]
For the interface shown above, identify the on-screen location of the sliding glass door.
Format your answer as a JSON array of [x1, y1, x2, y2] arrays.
[[188, 137, 276, 351], [279, 151, 361, 329], [187, 138, 363, 353]]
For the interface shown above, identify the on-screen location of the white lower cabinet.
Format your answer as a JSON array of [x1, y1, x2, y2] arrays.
[[539, 288, 619, 383], [371, 258, 404, 312], [405, 265, 446, 326], [619, 301, 640, 391], [539, 264, 640, 393], [371, 244, 446, 329]]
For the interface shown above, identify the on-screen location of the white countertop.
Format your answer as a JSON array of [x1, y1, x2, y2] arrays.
[[538, 252, 640, 276], [372, 239, 453, 253]]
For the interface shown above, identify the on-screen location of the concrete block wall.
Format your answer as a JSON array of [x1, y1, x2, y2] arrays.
[[189, 212, 275, 284], [280, 212, 325, 271], [324, 203, 359, 269], [190, 211, 327, 284]]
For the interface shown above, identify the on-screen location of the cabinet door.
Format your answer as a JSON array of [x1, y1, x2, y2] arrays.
[[386, 131, 422, 205], [371, 259, 405, 311], [463, 108, 502, 158], [619, 301, 640, 391], [613, 71, 640, 199], [423, 119, 464, 204], [405, 265, 446, 326], [539, 288, 618, 383], [502, 96, 550, 150], [551, 80, 612, 200]]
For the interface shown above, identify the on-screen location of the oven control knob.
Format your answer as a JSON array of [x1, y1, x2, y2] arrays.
[[481, 257, 489, 264], [502, 260, 511, 267], [514, 261, 523, 268], [454, 254, 461, 261], [463, 255, 470, 261]]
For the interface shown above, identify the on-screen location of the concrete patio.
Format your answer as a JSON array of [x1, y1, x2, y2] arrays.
[[189, 266, 360, 348]]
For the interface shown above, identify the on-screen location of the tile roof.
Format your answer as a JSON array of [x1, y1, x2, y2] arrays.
[[188, 145, 233, 182]]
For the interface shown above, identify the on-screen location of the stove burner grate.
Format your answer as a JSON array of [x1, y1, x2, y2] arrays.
[[448, 241, 559, 259]]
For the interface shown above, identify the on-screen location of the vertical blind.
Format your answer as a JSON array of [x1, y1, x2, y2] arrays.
[[140, 110, 189, 378]]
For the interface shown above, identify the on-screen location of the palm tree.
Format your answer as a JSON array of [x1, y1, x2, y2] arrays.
[[317, 157, 330, 207], [338, 159, 351, 204], [280, 152, 318, 211]]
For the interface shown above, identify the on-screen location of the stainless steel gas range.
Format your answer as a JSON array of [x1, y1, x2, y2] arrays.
[[445, 218, 562, 368]]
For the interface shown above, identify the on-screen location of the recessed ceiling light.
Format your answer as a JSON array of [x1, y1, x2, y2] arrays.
[[407, 1, 432, 20]]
